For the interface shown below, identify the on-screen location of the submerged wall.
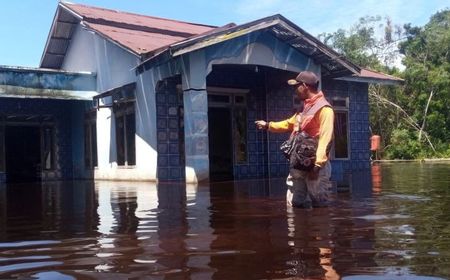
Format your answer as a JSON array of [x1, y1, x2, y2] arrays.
[[0, 98, 90, 181]]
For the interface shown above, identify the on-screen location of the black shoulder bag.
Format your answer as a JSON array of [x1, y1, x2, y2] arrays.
[[280, 131, 318, 171]]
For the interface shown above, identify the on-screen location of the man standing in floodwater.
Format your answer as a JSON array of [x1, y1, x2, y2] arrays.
[[255, 71, 334, 208]]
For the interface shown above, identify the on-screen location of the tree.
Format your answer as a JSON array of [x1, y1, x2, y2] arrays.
[[399, 10, 450, 155], [319, 16, 410, 157], [319, 11, 450, 159]]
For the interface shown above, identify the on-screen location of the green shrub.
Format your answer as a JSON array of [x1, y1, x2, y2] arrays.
[[384, 129, 423, 159]]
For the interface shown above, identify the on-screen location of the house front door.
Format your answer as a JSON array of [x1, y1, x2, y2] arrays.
[[208, 107, 234, 181], [5, 126, 41, 182]]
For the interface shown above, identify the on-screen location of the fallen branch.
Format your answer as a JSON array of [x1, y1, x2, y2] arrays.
[[369, 88, 436, 152]]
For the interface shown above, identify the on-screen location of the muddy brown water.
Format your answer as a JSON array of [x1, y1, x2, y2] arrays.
[[0, 162, 449, 279]]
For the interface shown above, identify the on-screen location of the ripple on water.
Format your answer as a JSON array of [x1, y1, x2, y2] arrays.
[[355, 214, 411, 221], [0, 240, 61, 249], [0, 261, 62, 273], [384, 194, 431, 202]]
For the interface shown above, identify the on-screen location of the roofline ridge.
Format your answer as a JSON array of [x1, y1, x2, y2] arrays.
[[83, 17, 198, 38], [61, 2, 218, 29]]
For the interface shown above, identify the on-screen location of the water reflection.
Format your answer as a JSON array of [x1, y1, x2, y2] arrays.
[[0, 162, 449, 279]]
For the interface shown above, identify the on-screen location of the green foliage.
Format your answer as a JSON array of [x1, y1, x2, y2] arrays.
[[320, 9, 450, 159], [400, 10, 450, 145], [318, 16, 402, 69], [385, 129, 422, 159]]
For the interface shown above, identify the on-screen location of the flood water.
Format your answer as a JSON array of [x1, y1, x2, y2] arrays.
[[0, 162, 449, 279]]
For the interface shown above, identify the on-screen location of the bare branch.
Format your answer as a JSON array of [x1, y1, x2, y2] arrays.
[[368, 88, 436, 152], [419, 90, 434, 141]]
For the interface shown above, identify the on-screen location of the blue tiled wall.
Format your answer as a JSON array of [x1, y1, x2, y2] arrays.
[[0, 98, 88, 180], [264, 85, 295, 178], [323, 79, 371, 177], [234, 83, 294, 180], [154, 72, 371, 183], [233, 86, 270, 180], [237, 78, 371, 181], [155, 80, 185, 181]]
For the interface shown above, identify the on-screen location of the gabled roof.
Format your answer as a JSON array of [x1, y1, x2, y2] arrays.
[[40, 2, 217, 69], [42, 3, 393, 82], [137, 14, 362, 77]]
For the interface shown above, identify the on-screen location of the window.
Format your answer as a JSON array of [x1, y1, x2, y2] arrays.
[[331, 97, 349, 159], [84, 110, 97, 168], [334, 111, 349, 158], [114, 103, 135, 166]]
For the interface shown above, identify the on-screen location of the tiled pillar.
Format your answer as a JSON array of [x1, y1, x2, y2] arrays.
[[181, 51, 209, 183]]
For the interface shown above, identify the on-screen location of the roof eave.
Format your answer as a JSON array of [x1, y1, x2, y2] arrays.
[[136, 14, 361, 77], [39, 3, 83, 69], [336, 76, 404, 85]]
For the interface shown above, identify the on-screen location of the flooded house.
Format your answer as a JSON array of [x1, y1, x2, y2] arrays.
[[0, 2, 403, 184]]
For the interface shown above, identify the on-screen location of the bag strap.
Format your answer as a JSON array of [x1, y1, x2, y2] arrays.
[[294, 98, 331, 133]]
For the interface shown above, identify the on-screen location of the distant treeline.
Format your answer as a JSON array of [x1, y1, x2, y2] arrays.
[[319, 10, 450, 159]]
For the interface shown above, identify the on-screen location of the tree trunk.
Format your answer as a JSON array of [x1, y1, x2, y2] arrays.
[[418, 90, 434, 141]]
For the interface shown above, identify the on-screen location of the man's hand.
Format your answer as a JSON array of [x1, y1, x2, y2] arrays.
[[255, 120, 268, 130], [308, 165, 321, 180]]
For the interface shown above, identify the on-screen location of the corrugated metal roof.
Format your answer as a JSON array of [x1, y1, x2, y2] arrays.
[[84, 22, 188, 54], [40, 2, 400, 84], [337, 68, 404, 85], [360, 68, 403, 82], [40, 2, 217, 68], [65, 3, 216, 36]]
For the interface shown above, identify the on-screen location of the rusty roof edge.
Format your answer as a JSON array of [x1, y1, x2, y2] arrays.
[[83, 17, 199, 38], [138, 22, 237, 62], [336, 68, 404, 85], [81, 22, 141, 57], [63, 2, 141, 57], [59, 1, 84, 20], [62, 1, 218, 29], [361, 68, 404, 81]]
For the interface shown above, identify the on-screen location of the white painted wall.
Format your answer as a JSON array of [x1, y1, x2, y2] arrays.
[[62, 25, 158, 181]]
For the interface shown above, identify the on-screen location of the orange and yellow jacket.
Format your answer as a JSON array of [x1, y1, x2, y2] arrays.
[[267, 93, 334, 168]]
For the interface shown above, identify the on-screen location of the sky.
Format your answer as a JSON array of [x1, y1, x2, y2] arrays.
[[0, 0, 448, 68]]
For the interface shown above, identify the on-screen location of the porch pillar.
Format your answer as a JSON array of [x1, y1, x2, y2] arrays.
[[181, 51, 209, 183]]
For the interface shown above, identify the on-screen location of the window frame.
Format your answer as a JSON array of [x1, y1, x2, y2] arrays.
[[114, 102, 136, 167], [207, 88, 249, 165], [84, 110, 98, 169], [330, 97, 350, 160]]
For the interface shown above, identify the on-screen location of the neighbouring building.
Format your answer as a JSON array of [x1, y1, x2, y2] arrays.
[[0, 2, 402, 184]]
